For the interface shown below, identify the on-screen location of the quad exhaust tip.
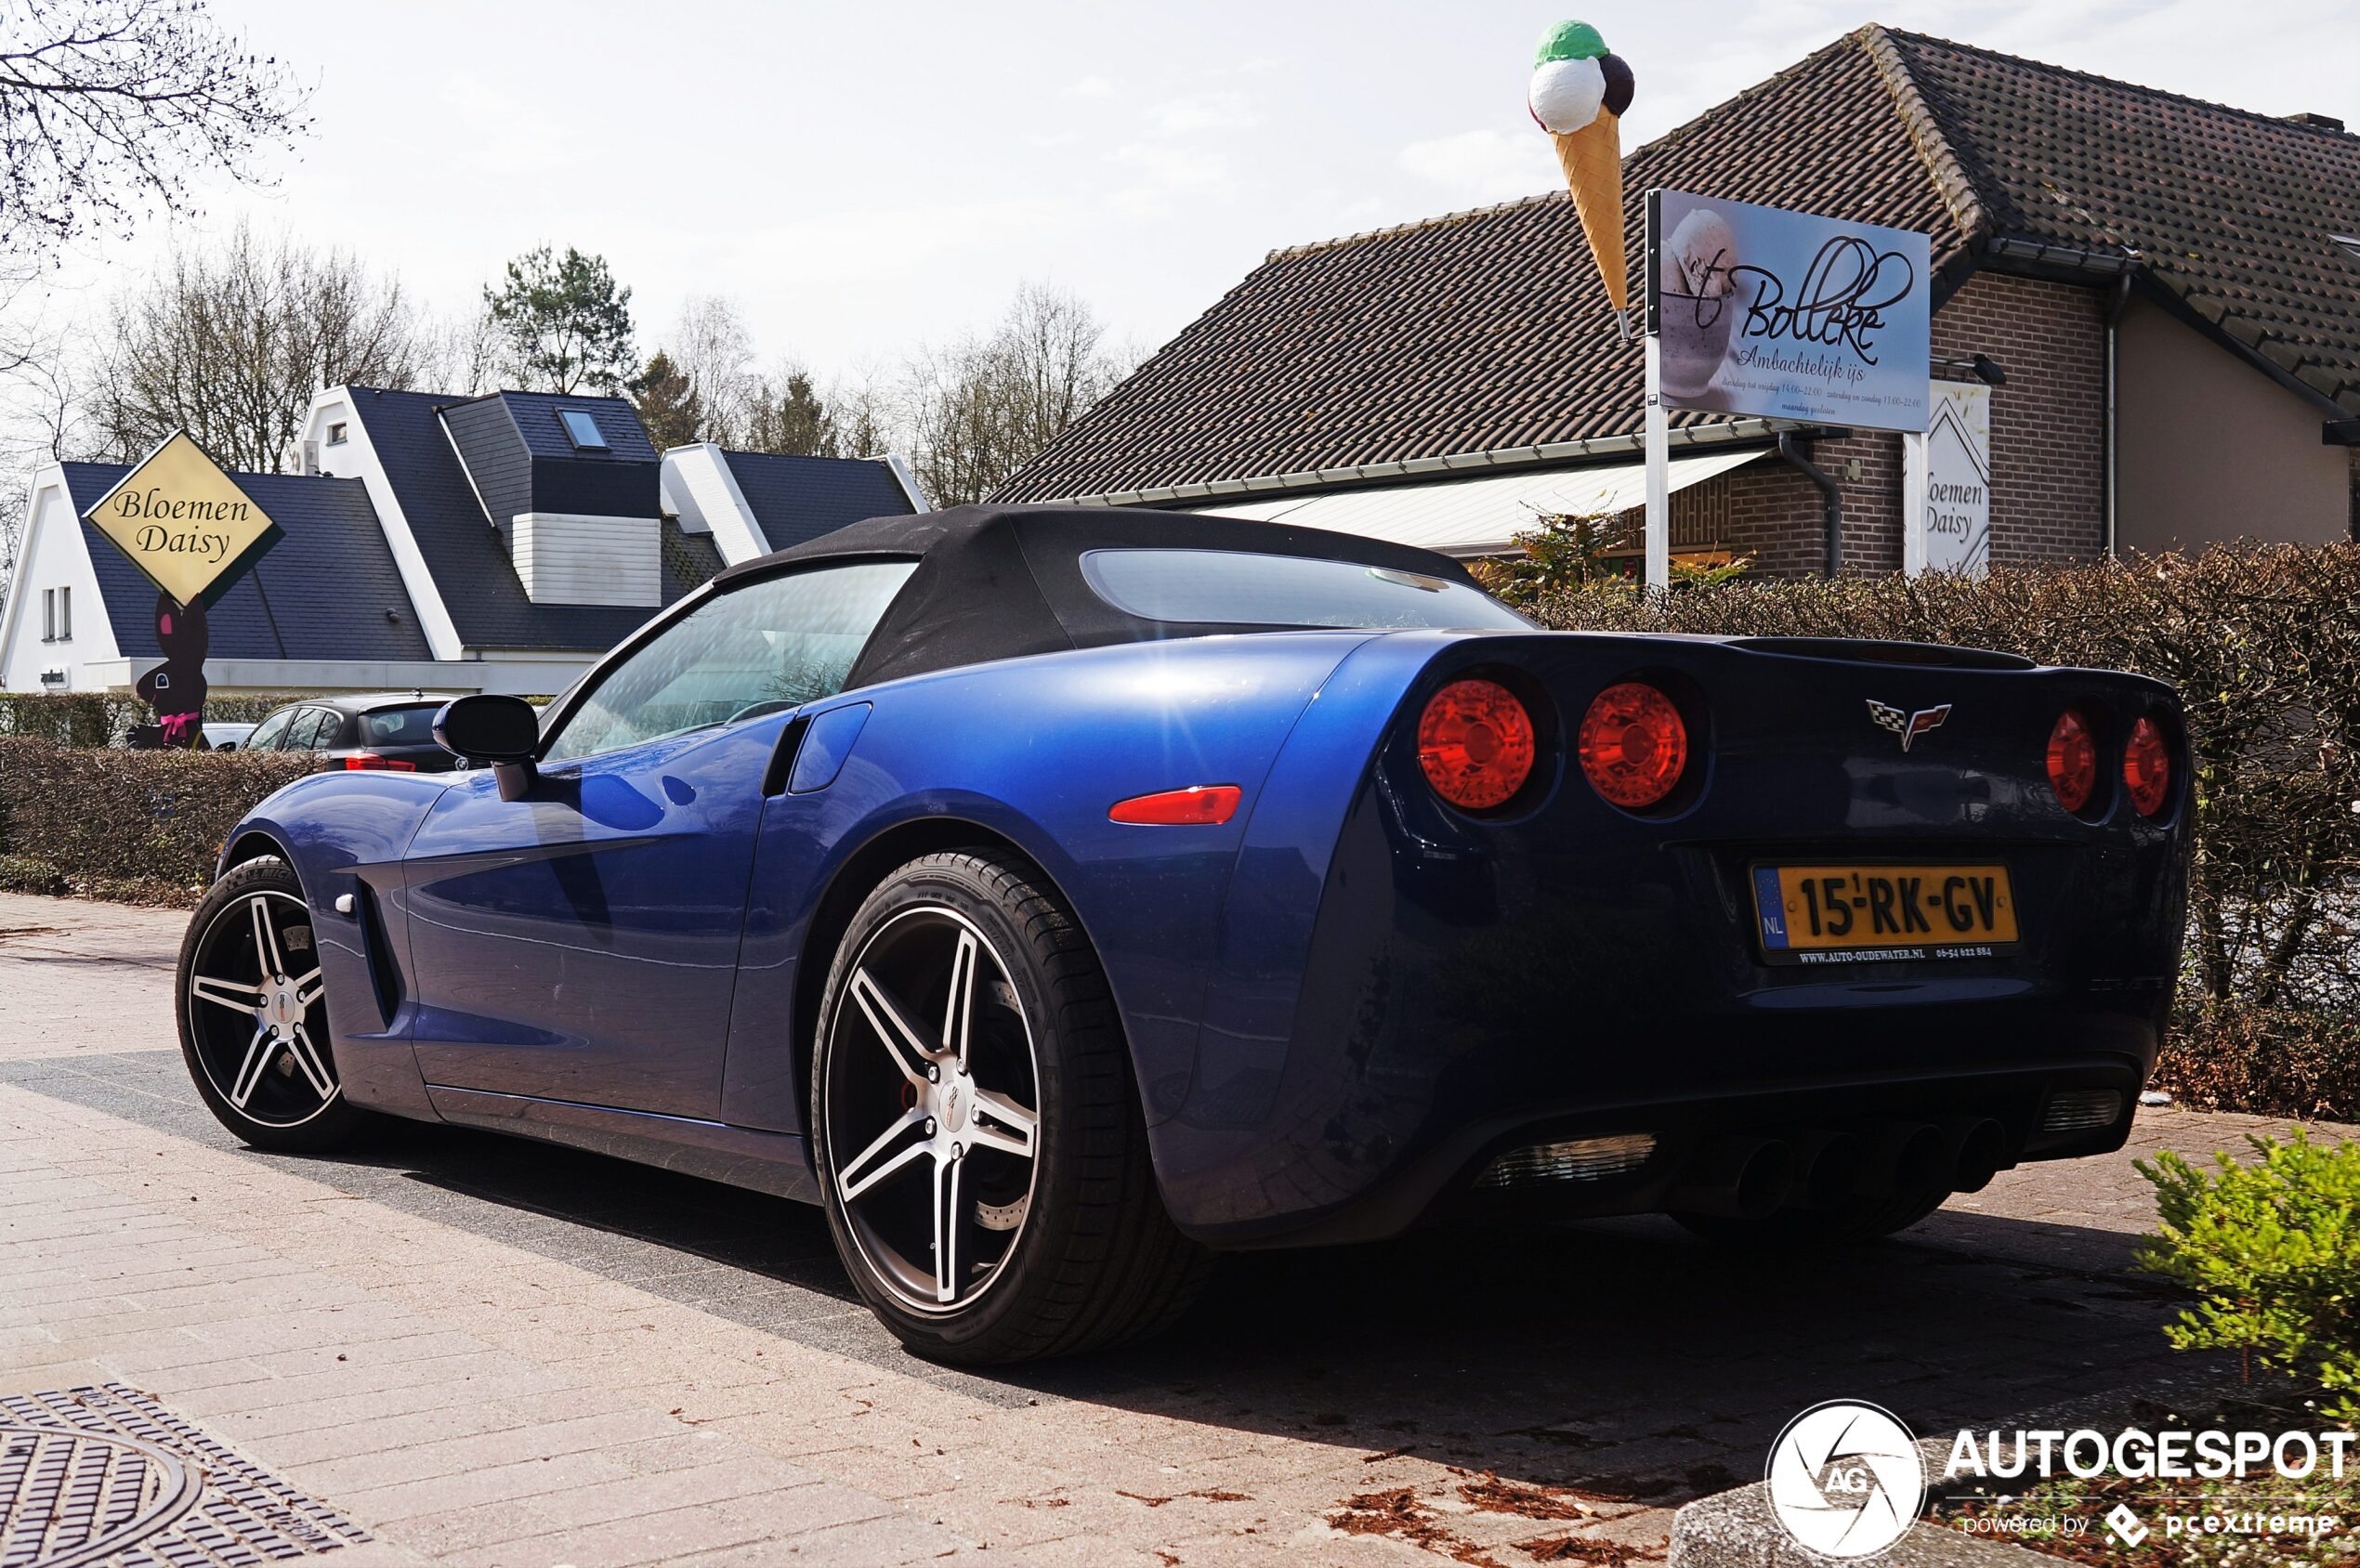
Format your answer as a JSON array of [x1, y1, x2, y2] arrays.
[[1668, 1136, 1791, 1221], [1666, 1117, 2012, 1218]]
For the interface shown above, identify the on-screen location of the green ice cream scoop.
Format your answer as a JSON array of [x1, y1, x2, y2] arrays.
[[1534, 20, 1606, 66]]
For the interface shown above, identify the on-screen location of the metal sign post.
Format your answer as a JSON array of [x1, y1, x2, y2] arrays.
[[1644, 335, 1669, 590], [1642, 189, 1668, 591]]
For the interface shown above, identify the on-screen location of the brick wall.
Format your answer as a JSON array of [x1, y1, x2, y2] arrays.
[[1703, 269, 2107, 577]]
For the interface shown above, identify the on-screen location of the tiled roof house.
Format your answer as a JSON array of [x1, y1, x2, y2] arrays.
[[994, 26, 2360, 573]]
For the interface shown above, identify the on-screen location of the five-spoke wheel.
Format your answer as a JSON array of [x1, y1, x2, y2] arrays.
[[814, 850, 1211, 1363], [176, 856, 363, 1150], [825, 907, 1042, 1312]]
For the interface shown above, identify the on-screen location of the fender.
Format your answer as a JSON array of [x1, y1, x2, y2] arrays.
[[718, 632, 1380, 1138], [217, 769, 452, 1117]]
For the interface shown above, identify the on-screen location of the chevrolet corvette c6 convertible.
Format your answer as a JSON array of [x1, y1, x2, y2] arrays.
[[177, 504, 2188, 1363]]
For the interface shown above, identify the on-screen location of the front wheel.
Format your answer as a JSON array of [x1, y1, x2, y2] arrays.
[[812, 850, 1210, 1364], [176, 855, 366, 1152]]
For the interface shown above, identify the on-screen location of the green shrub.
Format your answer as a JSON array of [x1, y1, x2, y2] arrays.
[[0, 737, 323, 906], [2137, 1131, 2360, 1418]]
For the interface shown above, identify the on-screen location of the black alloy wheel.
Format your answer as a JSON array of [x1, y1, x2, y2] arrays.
[[813, 850, 1211, 1364], [177, 855, 365, 1151]]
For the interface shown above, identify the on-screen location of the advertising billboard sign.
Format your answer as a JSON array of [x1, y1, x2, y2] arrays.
[[1648, 189, 1931, 435], [1903, 381, 1992, 576]]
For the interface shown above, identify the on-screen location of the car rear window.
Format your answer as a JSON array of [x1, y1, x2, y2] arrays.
[[359, 704, 442, 745], [1080, 548, 1529, 631]]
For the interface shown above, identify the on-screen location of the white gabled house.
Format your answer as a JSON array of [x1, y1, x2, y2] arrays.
[[1, 383, 924, 698]]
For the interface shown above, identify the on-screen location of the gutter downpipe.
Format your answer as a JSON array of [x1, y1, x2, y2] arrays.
[[2103, 272, 2134, 559], [1778, 433, 1842, 578]]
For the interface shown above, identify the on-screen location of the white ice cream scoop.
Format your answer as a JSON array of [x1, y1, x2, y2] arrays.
[[1528, 55, 1606, 134]]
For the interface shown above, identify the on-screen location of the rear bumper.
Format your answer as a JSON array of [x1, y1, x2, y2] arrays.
[[1149, 633, 2186, 1248], [1191, 1054, 2143, 1249]]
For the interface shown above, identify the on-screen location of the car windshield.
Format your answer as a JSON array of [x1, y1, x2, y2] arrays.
[[359, 704, 443, 745], [544, 560, 917, 763], [1080, 548, 1530, 631]]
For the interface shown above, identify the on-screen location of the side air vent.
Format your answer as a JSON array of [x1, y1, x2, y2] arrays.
[[1476, 1133, 1657, 1188], [354, 882, 404, 1026]]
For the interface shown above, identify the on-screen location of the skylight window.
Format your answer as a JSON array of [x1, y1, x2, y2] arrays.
[[558, 409, 610, 451]]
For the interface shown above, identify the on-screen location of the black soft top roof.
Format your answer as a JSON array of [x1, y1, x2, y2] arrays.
[[711, 503, 1490, 691]]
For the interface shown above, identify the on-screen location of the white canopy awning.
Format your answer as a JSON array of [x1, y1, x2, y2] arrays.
[[1192, 446, 1767, 556]]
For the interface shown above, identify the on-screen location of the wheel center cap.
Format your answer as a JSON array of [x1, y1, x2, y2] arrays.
[[261, 985, 301, 1029], [939, 1072, 970, 1133]]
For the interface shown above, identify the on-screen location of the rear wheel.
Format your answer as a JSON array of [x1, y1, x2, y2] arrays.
[[176, 856, 366, 1152], [812, 850, 1210, 1364], [1673, 1187, 1950, 1248]]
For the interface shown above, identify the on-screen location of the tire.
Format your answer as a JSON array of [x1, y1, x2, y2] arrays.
[[812, 850, 1211, 1364], [176, 855, 367, 1153], [1673, 1186, 1952, 1248]]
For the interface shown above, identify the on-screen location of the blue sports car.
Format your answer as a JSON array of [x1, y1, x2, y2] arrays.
[[176, 504, 2189, 1363]]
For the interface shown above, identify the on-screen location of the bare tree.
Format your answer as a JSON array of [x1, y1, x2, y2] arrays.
[[903, 282, 1129, 505], [93, 221, 425, 471], [661, 294, 758, 444], [423, 303, 503, 398], [0, 0, 308, 262]]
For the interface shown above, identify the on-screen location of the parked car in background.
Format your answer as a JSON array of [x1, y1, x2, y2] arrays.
[[199, 723, 257, 751], [238, 692, 467, 772]]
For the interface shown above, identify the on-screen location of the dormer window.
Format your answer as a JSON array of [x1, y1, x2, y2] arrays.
[[326, 421, 348, 445], [558, 409, 610, 451]]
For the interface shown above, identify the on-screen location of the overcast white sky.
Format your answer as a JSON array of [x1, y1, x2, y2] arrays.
[[30, 0, 2360, 382]]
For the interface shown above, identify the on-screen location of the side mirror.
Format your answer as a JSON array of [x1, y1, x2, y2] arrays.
[[434, 695, 541, 801]]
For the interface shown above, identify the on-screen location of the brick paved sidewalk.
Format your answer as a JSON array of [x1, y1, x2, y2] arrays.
[[0, 893, 2329, 1567]]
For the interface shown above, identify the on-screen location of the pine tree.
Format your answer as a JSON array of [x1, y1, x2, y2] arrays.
[[742, 371, 837, 457], [483, 245, 635, 394], [629, 351, 703, 451]]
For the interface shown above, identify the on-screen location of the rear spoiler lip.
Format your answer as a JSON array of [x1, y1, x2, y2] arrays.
[[1721, 635, 2036, 672]]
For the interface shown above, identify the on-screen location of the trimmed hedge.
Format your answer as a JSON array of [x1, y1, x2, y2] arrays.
[[0, 737, 322, 907], [0, 691, 317, 747], [2153, 1004, 2360, 1122]]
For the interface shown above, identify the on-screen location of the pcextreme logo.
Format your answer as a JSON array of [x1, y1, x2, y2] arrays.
[[1765, 1400, 1926, 1557]]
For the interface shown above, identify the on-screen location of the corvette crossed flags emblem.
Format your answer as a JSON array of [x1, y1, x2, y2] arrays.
[[1868, 699, 1952, 751]]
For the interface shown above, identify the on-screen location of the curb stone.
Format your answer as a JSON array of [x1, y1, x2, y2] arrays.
[[1670, 1436, 2049, 1566], [1671, 1367, 2247, 1565]]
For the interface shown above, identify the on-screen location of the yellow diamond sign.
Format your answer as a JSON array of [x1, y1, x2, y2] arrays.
[[83, 431, 282, 607]]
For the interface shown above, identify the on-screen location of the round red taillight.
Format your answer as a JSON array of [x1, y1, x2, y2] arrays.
[[2047, 709, 2097, 814], [2123, 715, 2170, 817], [1578, 682, 1688, 809], [1417, 679, 1538, 812]]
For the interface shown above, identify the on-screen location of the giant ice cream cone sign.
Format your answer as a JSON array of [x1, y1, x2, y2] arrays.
[[1528, 20, 1635, 329]]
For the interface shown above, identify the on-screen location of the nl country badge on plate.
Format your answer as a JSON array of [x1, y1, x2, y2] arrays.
[[83, 430, 283, 608]]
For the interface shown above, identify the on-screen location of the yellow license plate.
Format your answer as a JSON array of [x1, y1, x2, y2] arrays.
[[1751, 863, 2018, 964]]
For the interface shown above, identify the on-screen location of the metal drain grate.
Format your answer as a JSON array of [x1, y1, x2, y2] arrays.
[[0, 1384, 367, 1567]]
